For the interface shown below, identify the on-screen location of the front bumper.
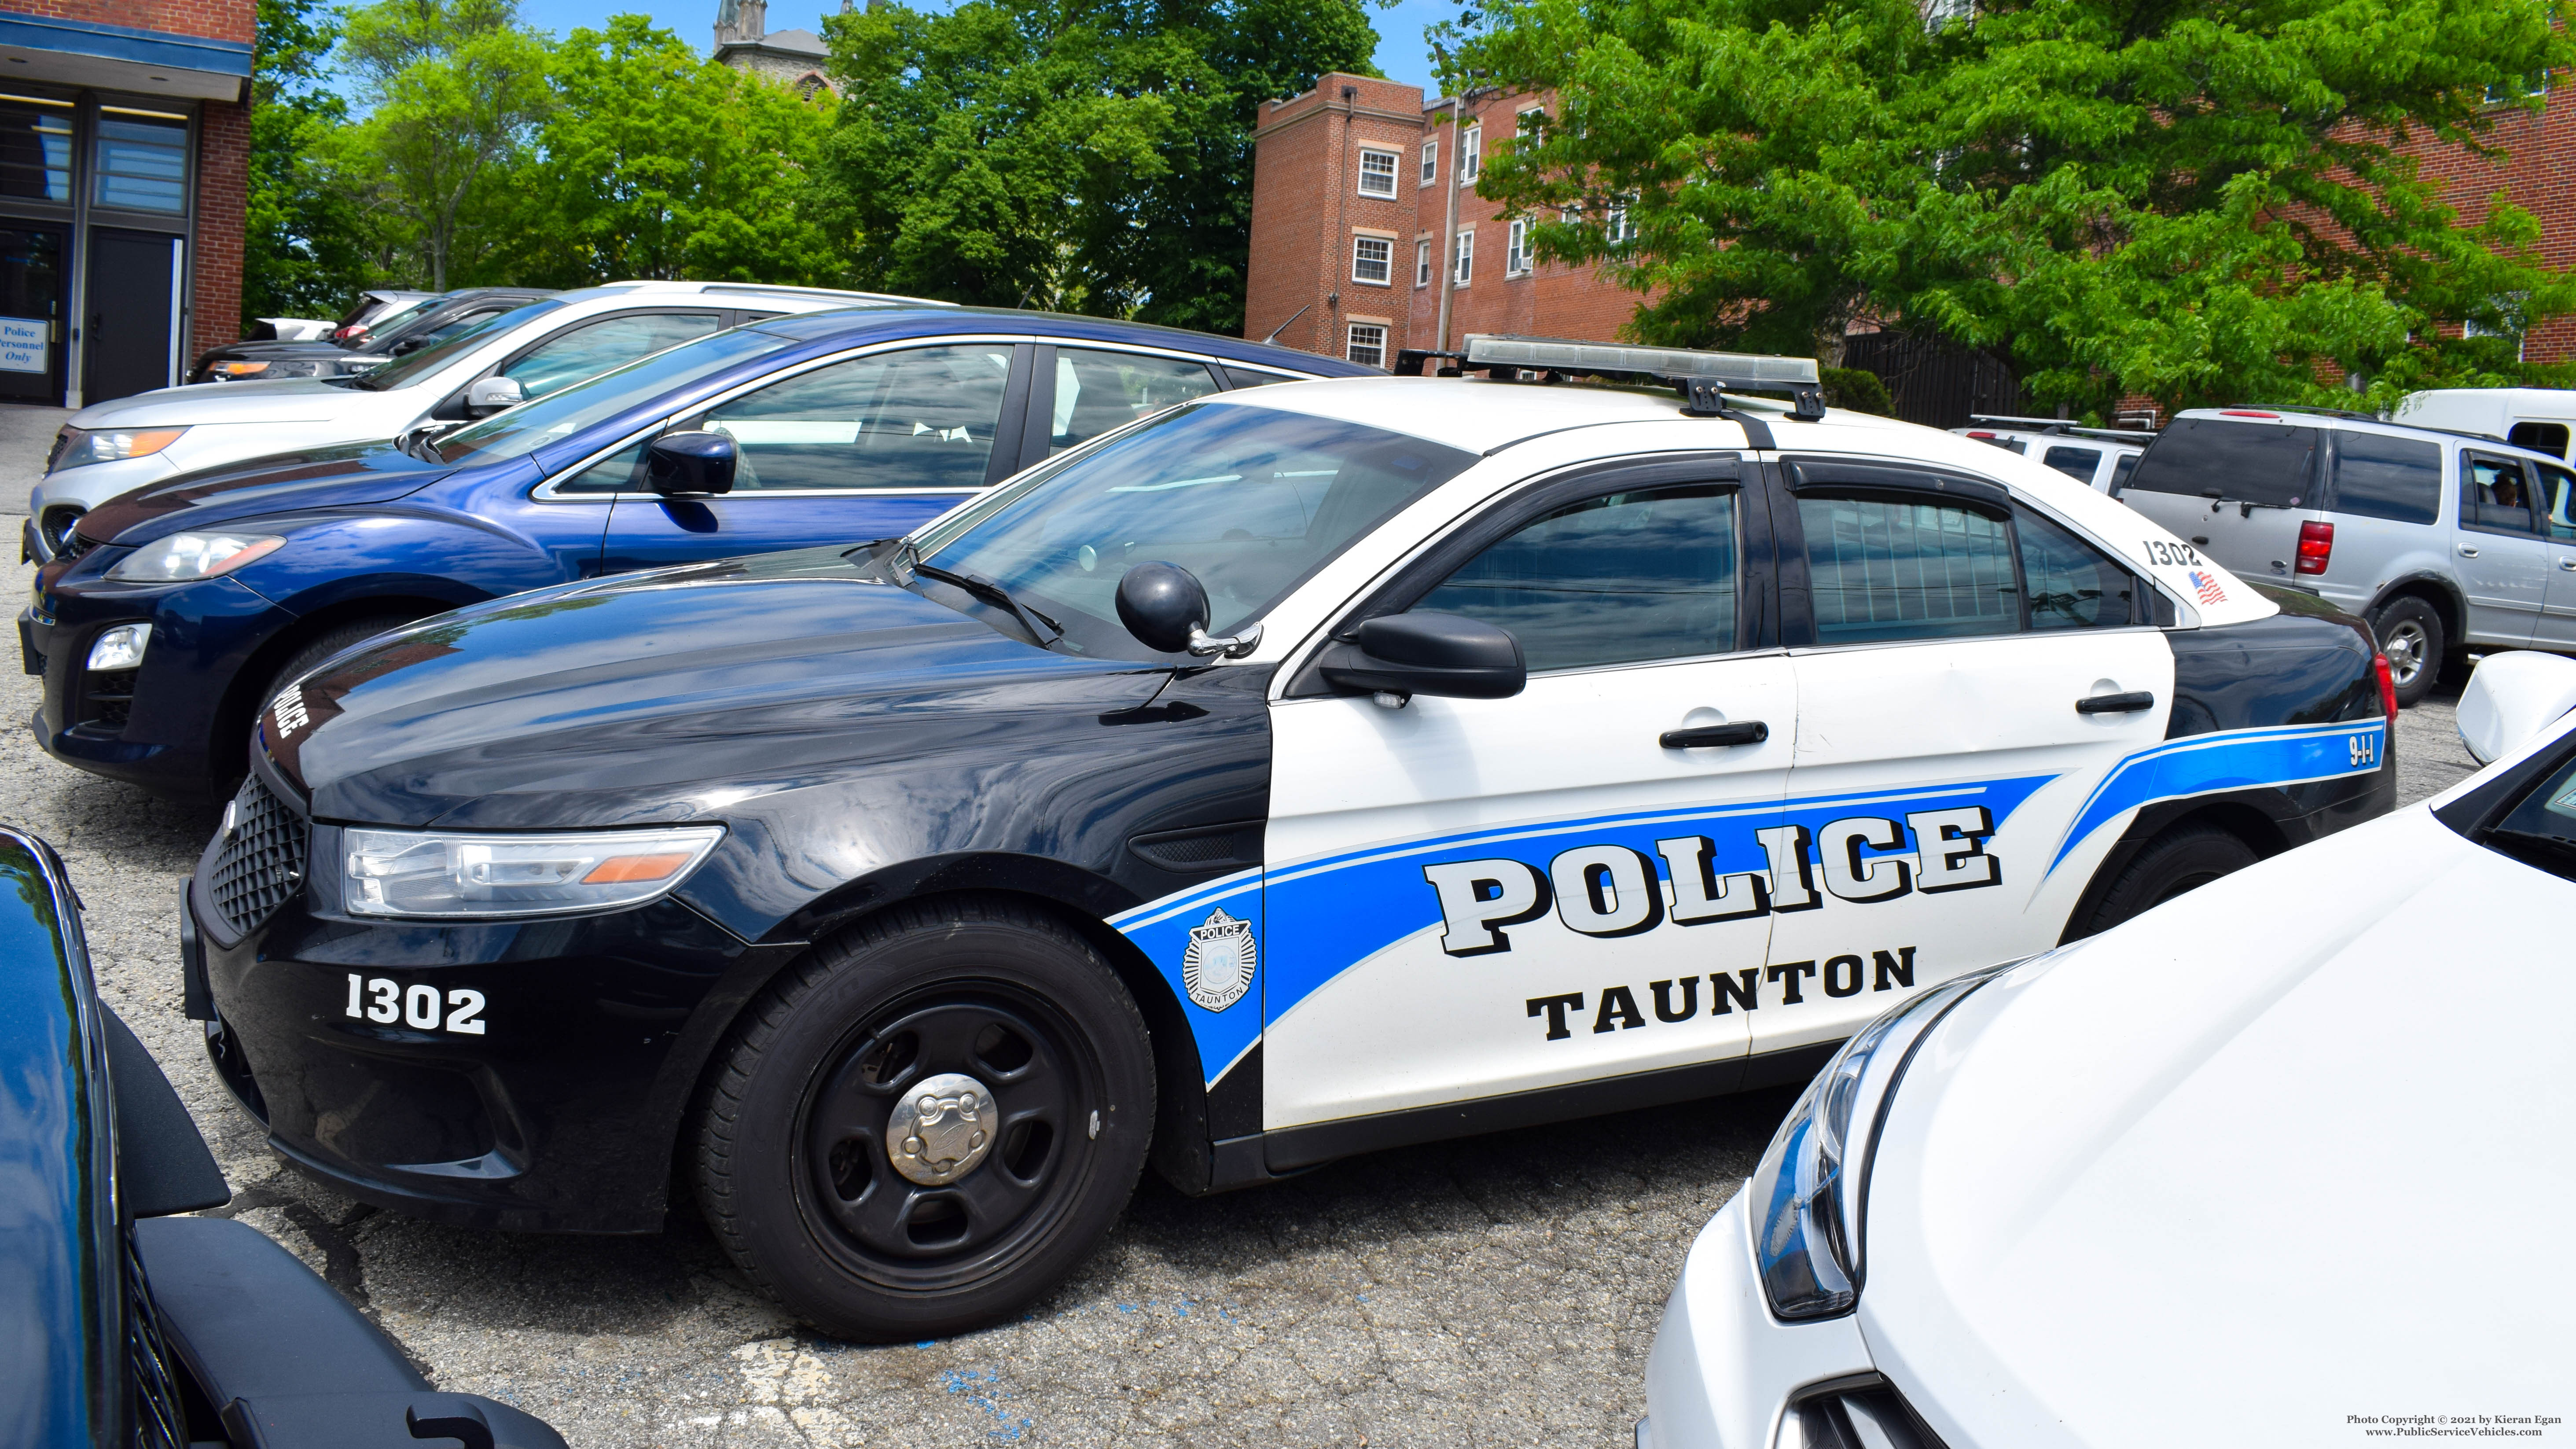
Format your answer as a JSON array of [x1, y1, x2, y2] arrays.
[[28, 450, 180, 525], [24, 570, 293, 792], [191, 783, 798, 1232], [1641, 1195, 1878, 1449]]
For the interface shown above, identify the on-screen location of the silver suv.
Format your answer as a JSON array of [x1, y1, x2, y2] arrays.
[[2119, 405, 2576, 706]]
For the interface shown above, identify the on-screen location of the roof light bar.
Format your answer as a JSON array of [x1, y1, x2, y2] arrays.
[[1397, 334, 1828, 420]]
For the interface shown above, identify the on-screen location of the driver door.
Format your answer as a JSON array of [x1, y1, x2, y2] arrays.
[[1261, 457, 1789, 1135]]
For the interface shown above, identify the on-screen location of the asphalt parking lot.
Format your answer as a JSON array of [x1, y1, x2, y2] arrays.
[[2, 399, 2484, 1448]]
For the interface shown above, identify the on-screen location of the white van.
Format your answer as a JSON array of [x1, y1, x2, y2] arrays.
[[2395, 388, 2576, 463]]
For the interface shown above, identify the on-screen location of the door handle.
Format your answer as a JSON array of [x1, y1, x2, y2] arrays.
[[2459, 545, 2480, 558], [1660, 721, 1768, 748], [2560, 559, 2576, 572], [2076, 691, 2156, 714]]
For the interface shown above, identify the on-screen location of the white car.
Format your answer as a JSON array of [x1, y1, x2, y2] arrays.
[[24, 280, 928, 560], [1638, 655, 2576, 1449], [1951, 415, 2151, 496]]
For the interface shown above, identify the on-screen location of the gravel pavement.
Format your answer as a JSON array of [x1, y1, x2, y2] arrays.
[[0, 411, 2485, 1447]]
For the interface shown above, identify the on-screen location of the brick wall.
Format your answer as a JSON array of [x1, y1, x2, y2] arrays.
[[193, 96, 246, 356], [0, 0, 254, 45], [2388, 85, 2576, 367]]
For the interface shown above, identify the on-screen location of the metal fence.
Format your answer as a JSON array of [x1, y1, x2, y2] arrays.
[[1841, 331, 2025, 430]]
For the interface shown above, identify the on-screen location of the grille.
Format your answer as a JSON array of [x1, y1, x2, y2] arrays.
[[77, 666, 134, 732], [208, 773, 307, 935], [124, 1230, 190, 1449], [1795, 1381, 1951, 1449], [40, 505, 85, 553]]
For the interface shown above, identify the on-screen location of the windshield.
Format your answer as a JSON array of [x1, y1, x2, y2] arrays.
[[914, 401, 1476, 658], [433, 327, 795, 467], [353, 299, 567, 391]]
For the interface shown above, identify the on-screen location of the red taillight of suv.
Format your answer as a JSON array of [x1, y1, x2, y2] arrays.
[[2374, 653, 2399, 721], [2296, 519, 2334, 575]]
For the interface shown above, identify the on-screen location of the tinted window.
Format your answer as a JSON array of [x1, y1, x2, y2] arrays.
[[502, 312, 724, 400], [435, 327, 794, 467], [2539, 466, 2576, 541], [2018, 508, 2135, 629], [2475, 749, 2576, 884], [2108, 454, 2139, 494], [1224, 366, 1294, 389], [711, 344, 1011, 492], [353, 298, 567, 390], [1416, 485, 1738, 673], [2508, 421, 2570, 460], [2124, 417, 2318, 508], [917, 403, 1474, 652], [1051, 349, 1221, 454], [2328, 432, 2442, 525], [2041, 445, 2102, 483], [1802, 495, 2017, 644], [2464, 455, 2538, 536]]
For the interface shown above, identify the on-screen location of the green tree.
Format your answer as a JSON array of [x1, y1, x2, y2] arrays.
[[1449, 0, 2576, 416], [509, 16, 842, 287], [338, 0, 554, 289], [818, 0, 1381, 331], [243, 0, 373, 325]]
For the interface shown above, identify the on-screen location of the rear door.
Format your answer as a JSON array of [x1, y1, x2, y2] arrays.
[[587, 340, 1029, 572], [2529, 460, 2576, 649], [2457, 449, 2550, 647], [1760, 458, 2172, 1056], [1262, 456, 1787, 1131], [2118, 416, 2321, 584]]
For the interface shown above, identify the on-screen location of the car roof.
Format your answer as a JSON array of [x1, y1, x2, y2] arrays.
[[737, 305, 1380, 374], [2172, 406, 2571, 468]]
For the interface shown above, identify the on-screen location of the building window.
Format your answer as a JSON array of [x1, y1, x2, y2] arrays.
[[1347, 323, 1387, 369], [1357, 147, 1399, 198], [1459, 124, 1481, 182], [1505, 219, 1531, 277], [0, 97, 73, 204], [1352, 235, 1393, 285], [1415, 239, 1432, 288], [1453, 228, 1474, 286], [1515, 106, 1544, 145], [1606, 202, 1636, 244], [2485, 70, 2549, 105], [94, 109, 188, 214], [1421, 139, 1438, 185]]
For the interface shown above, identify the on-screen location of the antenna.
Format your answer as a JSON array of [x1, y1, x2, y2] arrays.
[[1260, 302, 1313, 347]]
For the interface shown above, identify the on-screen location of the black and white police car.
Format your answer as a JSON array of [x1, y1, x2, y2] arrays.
[[187, 337, 2397, 1339]]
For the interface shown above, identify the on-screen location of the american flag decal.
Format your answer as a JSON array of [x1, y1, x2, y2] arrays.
[[2188, 569, 2227, 605]]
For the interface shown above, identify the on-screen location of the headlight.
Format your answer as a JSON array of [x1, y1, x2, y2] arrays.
[[49, 426, 187, 471], [1749, 964, 2015, 1320], [342, 826, 725, 918], [85, 623, 151, 670], [208, 360, 271, 379], [106, 532, 286, 582]]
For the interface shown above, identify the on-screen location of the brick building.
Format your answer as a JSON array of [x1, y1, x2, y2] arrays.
[[1246, 69, 2576, 383], [0, 0, 250, 405]]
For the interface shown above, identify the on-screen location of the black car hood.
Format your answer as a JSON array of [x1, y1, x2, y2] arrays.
[[76, 443, 450, 546], [269, 547, 1167, 827]]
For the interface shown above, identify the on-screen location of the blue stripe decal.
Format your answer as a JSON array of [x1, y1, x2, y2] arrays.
[[1260, 775, 2056, 1031], [2046, 719, 2385, 874]]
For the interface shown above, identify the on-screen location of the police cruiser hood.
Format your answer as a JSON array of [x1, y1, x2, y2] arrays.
[[263, 546, 1165, 827], [1852, 801, 2574, 1446], [74, 442, 452, 548]]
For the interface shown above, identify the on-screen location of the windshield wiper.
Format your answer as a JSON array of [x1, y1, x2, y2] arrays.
[[2481, 826, 2576, 877], [913, 559, 1064, 647]]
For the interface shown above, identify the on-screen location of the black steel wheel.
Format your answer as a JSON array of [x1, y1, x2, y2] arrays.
[[694, 896, 1154, 1340]]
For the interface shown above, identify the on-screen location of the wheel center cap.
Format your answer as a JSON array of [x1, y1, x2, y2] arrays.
[[885, 1072, 995, 1186]]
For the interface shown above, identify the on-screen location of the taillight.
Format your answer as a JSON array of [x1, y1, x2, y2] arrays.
[[2374, 653, 2398, 721], [2296, 519, 2334, 575]]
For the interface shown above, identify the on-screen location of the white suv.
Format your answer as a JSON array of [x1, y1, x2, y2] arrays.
[[26, 281, 929, 561], [2117, 405, 2576, 706], [1950, 414, 2152, 495]]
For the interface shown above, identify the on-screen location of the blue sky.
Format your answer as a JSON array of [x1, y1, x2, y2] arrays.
[[509, 0, 1455, 93]]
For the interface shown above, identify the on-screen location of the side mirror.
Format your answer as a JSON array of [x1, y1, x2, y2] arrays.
[[1319, 612, 1525, 702], [390, 336, 428, 356], [645, 430, 737, 496], [2457, 651, 2576, 765], [463, 375, 525, 417]]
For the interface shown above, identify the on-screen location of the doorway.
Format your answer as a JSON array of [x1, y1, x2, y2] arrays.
[[84, 227, 180, 404], [0, 225, 64, 405]]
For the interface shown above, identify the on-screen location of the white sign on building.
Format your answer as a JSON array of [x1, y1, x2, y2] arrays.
[[0, 317, 48, 375]]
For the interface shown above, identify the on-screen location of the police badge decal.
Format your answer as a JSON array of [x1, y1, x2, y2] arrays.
[[1182, 908, 1256, 1011]]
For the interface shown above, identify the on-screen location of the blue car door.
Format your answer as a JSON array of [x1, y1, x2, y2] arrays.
[[586, 342, 1034, 572]]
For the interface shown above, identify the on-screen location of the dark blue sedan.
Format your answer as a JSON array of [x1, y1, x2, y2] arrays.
[[21, 308, 1368, 793]]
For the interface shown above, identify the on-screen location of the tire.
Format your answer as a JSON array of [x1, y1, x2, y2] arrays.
[[2073, 822, 2260, 939], [222, 612, 420, 789], [694, 895, 1155, 1340], [2371, 597, 2444, 708]]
